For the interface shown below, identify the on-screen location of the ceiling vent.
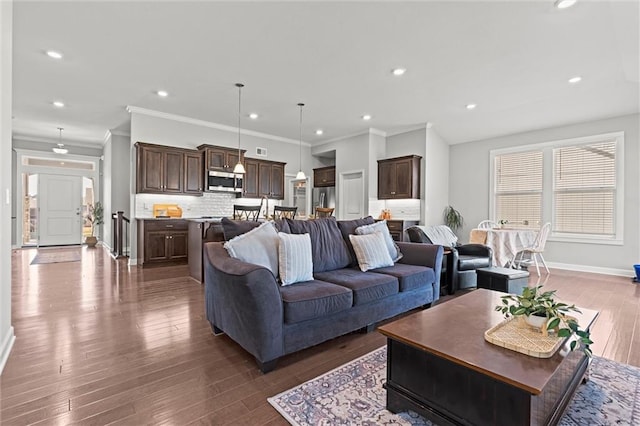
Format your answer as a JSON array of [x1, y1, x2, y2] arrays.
[[256, 147, 268, 157]]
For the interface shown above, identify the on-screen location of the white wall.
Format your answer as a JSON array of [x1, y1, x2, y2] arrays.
[[128, 110, 312, 261], [0, 0, 14, 374], [103, 132, 131, 250], [450, 113, 639, 274], [425, 127, 450, 226]]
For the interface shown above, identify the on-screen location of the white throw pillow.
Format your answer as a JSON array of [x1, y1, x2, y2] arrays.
[[349, 232, 395, 272], [223, 221, 279, 277], [355, 220, 403, 262], [278, 232, 314, 285]]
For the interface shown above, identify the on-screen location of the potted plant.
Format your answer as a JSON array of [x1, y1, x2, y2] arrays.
[[85, 201, 104, 248], [443, 205, 464, 232], [495, 285, 593, 355]]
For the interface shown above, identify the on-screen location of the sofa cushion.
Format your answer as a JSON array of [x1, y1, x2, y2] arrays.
[[336, 216, 376, 265], [223, 222, 279, 276], [372, 263, 435, 292], [349, 232, 394, 272], [279, 280, 353, 324], [315, 268, 399, 306], [355, 220, 403, 262], [286, 217, 351, 273], [458, 255, 491, 271], [278, 232, 314, 285], [221, 217, 261, 241]]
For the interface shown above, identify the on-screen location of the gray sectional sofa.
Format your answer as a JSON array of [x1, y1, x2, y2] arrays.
[[203, 216, 443, 372]]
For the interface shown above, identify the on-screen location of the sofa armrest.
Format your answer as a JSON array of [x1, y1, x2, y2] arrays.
[[203, 242, 284, 363], [457, 243, 493, 262], [396, 242, 444, 301]]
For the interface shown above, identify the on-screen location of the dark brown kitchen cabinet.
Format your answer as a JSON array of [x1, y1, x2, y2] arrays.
[[136, 142, 203, 195], [198, 144, 246, 172], [243, 158, 285, 199], [313, 166, 335, 187], [378, 155, 422, 199], [188, 220, 225, 282], [184, 151, 204, 194], [378, 219, 419, 242], [138, 219, 188, 266]]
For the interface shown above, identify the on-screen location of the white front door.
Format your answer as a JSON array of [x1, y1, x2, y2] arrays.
[[39, 174, 83, 246], [339, 171, 365, 220]]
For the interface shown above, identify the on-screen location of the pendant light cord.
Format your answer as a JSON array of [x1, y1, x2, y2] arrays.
[[298, 103, 304, 172], [237, 83, 243, 158]]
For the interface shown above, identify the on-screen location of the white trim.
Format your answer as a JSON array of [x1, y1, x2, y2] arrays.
[[0, 325, 15, 375], [369, 128, 387, 137], [337, 169, 365, 220], [126, 105, 310, 147], [490, 131, 624, 155], [548, 235, 623, 246], [546, 262, 633, 278], [12, 133, 104, 148]]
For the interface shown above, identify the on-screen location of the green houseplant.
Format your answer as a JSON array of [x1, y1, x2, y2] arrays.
[[443, 205, 464, 232], [85, 201, 104, 248], [495, 285, 593, 356]]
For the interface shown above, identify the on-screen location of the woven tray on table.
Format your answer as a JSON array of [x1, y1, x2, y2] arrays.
[[484, 316, 565, 358]]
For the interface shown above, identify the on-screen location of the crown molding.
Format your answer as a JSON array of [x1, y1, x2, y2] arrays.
[[126, 106, 310, 147], [386, 123, 432, 137], [316, 128, 388, 145]]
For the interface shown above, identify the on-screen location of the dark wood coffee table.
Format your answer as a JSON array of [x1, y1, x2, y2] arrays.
[[377, 289, 598, 426]]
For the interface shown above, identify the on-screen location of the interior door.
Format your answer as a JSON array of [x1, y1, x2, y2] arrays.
[[339, 171, 365, 220], [38, 174, 83, 246]]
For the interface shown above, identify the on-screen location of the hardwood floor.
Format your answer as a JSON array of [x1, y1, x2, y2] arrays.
[[1, 246, 638, 425]]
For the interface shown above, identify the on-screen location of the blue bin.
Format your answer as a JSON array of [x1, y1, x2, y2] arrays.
[[635, 264, 640, 281]]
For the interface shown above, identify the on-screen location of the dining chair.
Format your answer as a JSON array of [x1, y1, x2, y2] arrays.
[[273, 206, 297, 220], [514, 222, 551, 275], [233, 205, 262, 221], [477, 220, 497, 229], [315, 207, 334, 218]]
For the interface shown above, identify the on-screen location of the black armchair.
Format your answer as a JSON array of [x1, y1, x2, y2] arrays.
[[406, 225, 493, 294]]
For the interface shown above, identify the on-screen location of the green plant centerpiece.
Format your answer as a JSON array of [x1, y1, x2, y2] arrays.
[[85, 201, 104, 247], [495, 285, 593, 356], [443, 205, 464, 232]]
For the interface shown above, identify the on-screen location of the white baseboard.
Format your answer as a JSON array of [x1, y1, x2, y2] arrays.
[[546, 262, 634, 278], [0, 326, 15, 375]]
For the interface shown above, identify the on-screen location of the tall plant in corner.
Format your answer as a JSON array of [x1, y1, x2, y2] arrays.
[[85, 201, 104, 248], [443, 205, 464, 232]]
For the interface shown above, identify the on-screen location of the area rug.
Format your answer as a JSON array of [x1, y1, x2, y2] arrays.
[[268, 346, 640, 425], [30, 249, 82, 265]]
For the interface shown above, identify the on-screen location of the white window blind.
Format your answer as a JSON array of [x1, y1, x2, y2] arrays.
[[553, 141, 616, 236], [494, 151, 542, 228]]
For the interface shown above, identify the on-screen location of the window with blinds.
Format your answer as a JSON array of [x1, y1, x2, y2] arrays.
[[494, 151, 542, 228], [553, 141, 616, 236]]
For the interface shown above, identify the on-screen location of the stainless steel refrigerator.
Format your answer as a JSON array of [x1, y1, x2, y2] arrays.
[[312, 187, 336, 211]]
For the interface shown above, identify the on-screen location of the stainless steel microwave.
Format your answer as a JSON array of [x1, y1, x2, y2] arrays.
[[207, 170, 243, 193]]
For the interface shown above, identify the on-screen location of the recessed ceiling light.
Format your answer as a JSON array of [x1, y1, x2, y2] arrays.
[[46, 50, 63, 59], [156, 90, 168, 97], [362, 114, 372, 121], [554, 0, 577, 9], [315, 129, 324, 135], [249, 113, 259, 119], [53, 101, 65, 108], [392, 68, 407, 76], [568, 76, 582, 84], [466, 104, 477, 110]]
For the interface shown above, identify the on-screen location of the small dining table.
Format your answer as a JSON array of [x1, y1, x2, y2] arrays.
[[469, 228, 537, 268]]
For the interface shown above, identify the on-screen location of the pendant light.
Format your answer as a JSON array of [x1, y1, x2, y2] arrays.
[[232, 83, 246, 174], [52, 127, 68, 154], [295, 103, 306, 180]]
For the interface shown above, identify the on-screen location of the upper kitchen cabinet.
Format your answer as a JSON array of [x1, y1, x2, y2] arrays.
[[136, 142, 183, 194], [184, 151, 204, 194], [136, 142, 202, 195], [243, 158, 286, 199], [313, 166, 335, 187], [198, 144, 246, 172], [377, 155, 422, 199]]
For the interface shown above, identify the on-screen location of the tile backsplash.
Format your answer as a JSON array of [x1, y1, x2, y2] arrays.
[[135, 192, 281, 218], [369, 198, 421, 221]]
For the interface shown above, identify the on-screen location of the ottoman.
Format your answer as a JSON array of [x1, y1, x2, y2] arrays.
[[476, 267, 529, 294]]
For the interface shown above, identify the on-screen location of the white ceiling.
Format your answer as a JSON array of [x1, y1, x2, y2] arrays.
[[11, 1, 640, 148]]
